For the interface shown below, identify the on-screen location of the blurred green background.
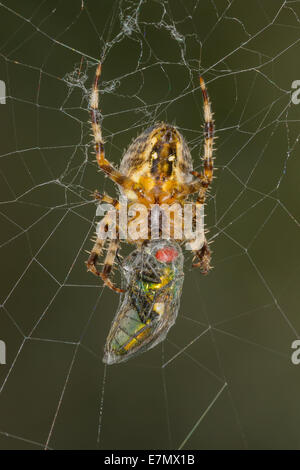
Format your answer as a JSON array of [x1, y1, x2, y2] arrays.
[[0, 0, 299, 450]]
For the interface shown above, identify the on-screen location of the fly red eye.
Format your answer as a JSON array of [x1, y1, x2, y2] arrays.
[[155, 247, 178, 263]]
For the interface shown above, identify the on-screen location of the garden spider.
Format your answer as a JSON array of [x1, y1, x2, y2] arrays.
[[86, 64, 215, 292]]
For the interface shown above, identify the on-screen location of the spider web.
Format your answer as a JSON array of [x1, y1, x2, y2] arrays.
[[0, 0, 299, 450]]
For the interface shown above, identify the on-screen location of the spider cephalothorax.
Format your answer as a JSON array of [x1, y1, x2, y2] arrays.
[[86, 64, 214, 292], [119, 124, 194, 203]]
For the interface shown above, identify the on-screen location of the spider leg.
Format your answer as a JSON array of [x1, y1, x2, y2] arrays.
[[183, 201, 211, 274], [195, 76, 215, 204], [176, 76, 214, 200], [176, 77, 213, 272], [90, 65, 139, 195], [200, 77, 214, 183], [86, 233, 106, 278], [86, 207, 124, 293], [92, 190, 119, 206], [191, 77, 214, 273], [101, 239, 124, 293], [86, 207, 112, 276], [90, 65, 125, 185], [192, 237, 212, 274]]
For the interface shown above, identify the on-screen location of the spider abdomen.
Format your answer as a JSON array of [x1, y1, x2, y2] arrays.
[[121, 124, 193, 180]]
